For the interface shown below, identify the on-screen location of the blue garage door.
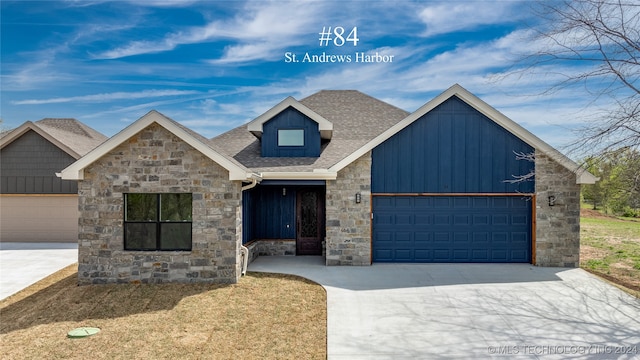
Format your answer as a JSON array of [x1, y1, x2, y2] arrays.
[[373, 196, 532, 263]]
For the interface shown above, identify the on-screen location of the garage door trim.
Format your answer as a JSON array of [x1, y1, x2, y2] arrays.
[[371, 193, 536, 264]]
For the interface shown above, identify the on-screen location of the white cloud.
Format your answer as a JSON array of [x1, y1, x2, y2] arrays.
[[13, 89, 200, 105], [418, 1, 526, 36], [97, 1, 325, 60]]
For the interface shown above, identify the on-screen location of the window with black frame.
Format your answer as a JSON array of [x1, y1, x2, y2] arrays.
[[124, 193, 192, 251]]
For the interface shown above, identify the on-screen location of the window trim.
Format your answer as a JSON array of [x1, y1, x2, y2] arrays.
[[277, 129, 305, 147], [124, 193, 193, 251]]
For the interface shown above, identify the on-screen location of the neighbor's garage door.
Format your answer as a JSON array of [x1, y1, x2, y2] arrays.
[[0, 195, 78, 242], [373, 195, 532, 263]]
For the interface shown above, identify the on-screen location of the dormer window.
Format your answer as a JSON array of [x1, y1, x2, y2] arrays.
[[278, 129, 304, 146], [247, 98, 333, 157]]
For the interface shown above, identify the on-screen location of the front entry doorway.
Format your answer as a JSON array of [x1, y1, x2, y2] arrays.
[[296, 188, 324, 255]]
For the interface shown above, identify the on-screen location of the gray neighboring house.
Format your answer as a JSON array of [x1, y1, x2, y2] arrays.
[[0, 118, 107, 242], [59, 84, 597, 285]]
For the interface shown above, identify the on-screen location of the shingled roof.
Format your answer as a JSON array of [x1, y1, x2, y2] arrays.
[[0, 118, 107, 158], [210, 90, 409, 173]]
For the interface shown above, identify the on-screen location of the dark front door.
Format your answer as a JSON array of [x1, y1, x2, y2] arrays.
[[296, 188, 324, 255]]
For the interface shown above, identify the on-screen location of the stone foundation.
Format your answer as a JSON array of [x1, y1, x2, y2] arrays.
[[535, 151, 581, 267], [255, 239, 296, 256], [77, 123, 242, 284], [325, 152, 372, 265]]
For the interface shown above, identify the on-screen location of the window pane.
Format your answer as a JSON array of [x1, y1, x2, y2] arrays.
[[125, 223, 157, 250], [278, 129, 304, 146], [126, 194, 157, 221], [160, 223, 192, 250], [160, 193, 192, 221]]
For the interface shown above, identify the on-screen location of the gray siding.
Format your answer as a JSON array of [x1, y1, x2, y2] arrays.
[[1, 130, 77, 194]]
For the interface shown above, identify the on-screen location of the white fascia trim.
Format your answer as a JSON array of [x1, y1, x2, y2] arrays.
[[260, 171, 337, 180], [330, 84, 598, 185], [59, 110, 252, 181], [246, 97, 333, 139]]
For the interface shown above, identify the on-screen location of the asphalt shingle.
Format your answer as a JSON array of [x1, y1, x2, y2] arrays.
[[210, 90, 409, 172]]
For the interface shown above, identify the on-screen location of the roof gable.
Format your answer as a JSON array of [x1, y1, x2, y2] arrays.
[[247, 97, 333, 140], [330, 84, 597, 184], [0, 119, 106, 159], [210, 90, 408, 177], [59, 110, 252, 181]]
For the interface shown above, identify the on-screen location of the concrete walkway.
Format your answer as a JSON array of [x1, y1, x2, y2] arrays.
[[249, 256, 640, 359], [0, 242, 77, 300]]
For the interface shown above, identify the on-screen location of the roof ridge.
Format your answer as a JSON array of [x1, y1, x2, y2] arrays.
[[36, 118, 94, 138]]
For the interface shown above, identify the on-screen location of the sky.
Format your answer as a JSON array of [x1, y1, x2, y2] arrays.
[[0, 0, 611, 153]]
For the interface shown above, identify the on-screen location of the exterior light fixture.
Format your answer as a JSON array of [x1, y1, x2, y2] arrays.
[[355, 192, 362, 204], [548, 195, 556, 206], [282, 187, 287, 196]]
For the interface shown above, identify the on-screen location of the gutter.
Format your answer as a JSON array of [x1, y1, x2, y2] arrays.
[[259, 170, 337, 180]]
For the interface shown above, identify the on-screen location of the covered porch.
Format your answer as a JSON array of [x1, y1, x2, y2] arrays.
[[242, 180, 326, 262]]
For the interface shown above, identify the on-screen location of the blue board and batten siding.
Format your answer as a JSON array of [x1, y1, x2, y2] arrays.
[[0, 130, 77, 194], [371, 96, 535, 194], [243, 186, 296, 243], [261, 107, 321, 157], [371, 96, 534, 263]]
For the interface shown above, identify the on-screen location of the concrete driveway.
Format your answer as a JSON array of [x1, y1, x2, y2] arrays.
[[249, 256, 640, 359], [0, 242, 77, 300]]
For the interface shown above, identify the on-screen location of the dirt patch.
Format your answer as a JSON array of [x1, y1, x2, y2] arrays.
[[583, 268, 640, 295], [580, 245, 608, 260], [581, 208, 613, 219]]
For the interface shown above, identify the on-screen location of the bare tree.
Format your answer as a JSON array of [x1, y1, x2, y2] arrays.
[[516, 0, 640, 154]]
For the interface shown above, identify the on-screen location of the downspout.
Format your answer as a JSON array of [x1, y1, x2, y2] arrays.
[[240, 177, 259, 276], [241, 178, 258, 191]]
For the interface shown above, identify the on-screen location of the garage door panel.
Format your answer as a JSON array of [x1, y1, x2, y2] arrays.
[[433, 249, 451, 261], [396, 214, 413, 225], [415, 214, 432, 225], [1, 195, 78, 242], [415, 231, 431, 242], [453, 214, 470, 225], [473, 214, 490, 225], [473, 197, 489, 208], [512, 215, 528, 225], [453, 197, 470, 207], [373, 195, 531, 263], [492, 214, 508, 225], [414, 249, 432, 261], [394, 249, 412, 261], [434, 215, 450, 225], [472, 249, 489, 261], [434, 197, 451, 208]]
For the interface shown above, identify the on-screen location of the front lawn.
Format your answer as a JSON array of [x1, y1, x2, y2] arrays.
[[0, 266, 326, 360], [580, 209, 640, 296]]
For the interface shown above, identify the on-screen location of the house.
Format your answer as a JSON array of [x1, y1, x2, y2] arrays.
[[0, 118, 107, 242], [59, 84, 597, 284]]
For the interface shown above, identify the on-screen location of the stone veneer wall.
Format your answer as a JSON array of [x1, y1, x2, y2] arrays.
[[535, 150, 581, 267], [77, 123, 242, 284], [325, 151, 372, 265], [255, 240, 296, 256]]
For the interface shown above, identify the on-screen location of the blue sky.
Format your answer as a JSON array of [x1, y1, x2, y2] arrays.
[[1, 0, 602, 150]]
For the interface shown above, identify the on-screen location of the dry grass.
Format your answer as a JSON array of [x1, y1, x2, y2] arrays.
[[0, 265, 326, 360]]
